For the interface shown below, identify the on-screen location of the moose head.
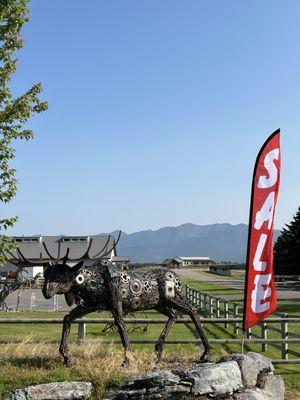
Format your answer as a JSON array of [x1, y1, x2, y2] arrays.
[[42, 261, 84, 299]]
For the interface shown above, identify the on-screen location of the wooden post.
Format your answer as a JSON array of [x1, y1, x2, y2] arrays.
[[262, 322, 267, 352], [209, 296, 214, 318], [234, 303, 239, 336], [78, 322, 86, 340], [204, 293, 207, 315], [200, 292, 204, 310], [224, 301, 229, 328], [247, 327, 252, 339], [216, 298, 220, 318], [281, 315, 288, 360], [196, 291, 200, 308]]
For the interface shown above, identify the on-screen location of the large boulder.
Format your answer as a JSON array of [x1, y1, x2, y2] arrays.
[[104, 371, 190, 400], [246, 352, 275, 374], [218, 354, 259, 388], [4, 381, 93, 400], [125, 371, 181, 389], [177, 361, 243, 398], [233, 388, 269, 400], [257, 374, 285, 400]]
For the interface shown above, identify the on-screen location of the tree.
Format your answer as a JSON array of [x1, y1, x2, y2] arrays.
[[0, 0, 47, 265], [274, 206, 300, 275]]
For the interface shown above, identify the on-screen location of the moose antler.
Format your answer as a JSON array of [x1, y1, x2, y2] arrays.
[[88, 231, 122, 260], [1, 248, 51, 267], [3, 233, 122, 266]]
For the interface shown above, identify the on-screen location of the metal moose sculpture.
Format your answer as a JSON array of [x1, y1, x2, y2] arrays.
[[6, 234, 212, 366]]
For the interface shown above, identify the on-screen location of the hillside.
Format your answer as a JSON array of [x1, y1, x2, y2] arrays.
[[101, 223, 281, 264]]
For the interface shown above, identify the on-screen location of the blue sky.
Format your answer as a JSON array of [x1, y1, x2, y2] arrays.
[[5, 0, 300, 234]]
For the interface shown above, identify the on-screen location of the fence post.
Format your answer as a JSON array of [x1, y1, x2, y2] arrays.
[[234, 303, 239, 336], [216, 298, 220, 318], [281, 315, 288, 360], [53, 294, 58, 313], [30, 292, 36, 312], [209, 296, 214, 318], [262, 322, 267, 352], [78, 321, 86, 340], [203, 293, 207, 314], [224, 301, 229, 328], [200, 293, 204, 310], [196, 291, 200, 308], [193, 289, 197, 306]]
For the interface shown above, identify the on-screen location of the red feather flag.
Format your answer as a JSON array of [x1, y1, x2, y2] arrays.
[[243, 130, 281, 330]]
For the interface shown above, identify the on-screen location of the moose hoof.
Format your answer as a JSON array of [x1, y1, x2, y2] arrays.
[[198, 350, 212, 363], [122, 357, 130, 368], [63, 356, 72, 367]]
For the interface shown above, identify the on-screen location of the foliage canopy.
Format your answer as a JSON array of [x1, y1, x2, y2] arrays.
[[0, 0, 47, 264], [274, 206, 300, 275]]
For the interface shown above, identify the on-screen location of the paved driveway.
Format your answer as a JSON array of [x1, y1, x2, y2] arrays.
[[175, 269, 300, 301]]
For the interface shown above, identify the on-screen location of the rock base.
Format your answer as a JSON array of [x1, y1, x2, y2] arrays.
[[104, 352, 285, 400], [4, 381, 93, 400]]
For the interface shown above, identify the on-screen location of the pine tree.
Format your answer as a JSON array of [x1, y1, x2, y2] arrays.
[[0, 0, 48, 265], [274, 207, 300, 275]]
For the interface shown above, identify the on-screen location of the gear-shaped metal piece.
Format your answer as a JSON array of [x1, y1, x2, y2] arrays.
[[165, 272, 175, 281], [121, 273, 130, 284], [75, 274, 85, 285], [143, 280, 152, 293], [131, 297, 141, 308], [130, 278, 143, 295]]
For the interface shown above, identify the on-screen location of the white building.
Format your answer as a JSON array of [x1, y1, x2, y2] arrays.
[[162, 256, 211, 268], [1, 235, 129, 278]]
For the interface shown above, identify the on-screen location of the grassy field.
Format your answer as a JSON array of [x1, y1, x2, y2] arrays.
[[0, 278, 299, 399]]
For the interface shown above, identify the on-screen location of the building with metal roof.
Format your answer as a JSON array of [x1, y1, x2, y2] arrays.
[[162, 256, 212, 269], [1, 235, 130, 278]]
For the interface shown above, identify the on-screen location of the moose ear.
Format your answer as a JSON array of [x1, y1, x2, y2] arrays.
[[69, 260, 84, 281], [71, 260, 84, 273]]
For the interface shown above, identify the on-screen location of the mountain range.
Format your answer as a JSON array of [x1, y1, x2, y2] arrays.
[[101, 223, 281, 264]]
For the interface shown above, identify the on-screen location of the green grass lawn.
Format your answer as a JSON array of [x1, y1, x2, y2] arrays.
[[182, 278, 244, 297]]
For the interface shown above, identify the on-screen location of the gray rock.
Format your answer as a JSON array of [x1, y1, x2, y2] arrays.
[[104, 371, 190, 400], [258, 374, 285, 400], [246, 352, 274, 374], [147, 384, 190, 399], [103, 353, 285, 400], [104, 388, 147, 400], [126, 371, 181, 389], [233, 388, 268, 400], [104, 383, 189, 400], [4, 381, 93, 400], [179, 361, 243, 397], [219, 354, 259, 388]]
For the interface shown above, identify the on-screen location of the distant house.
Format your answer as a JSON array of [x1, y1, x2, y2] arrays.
[[0, 235, 130, 278], [162, 256, 212, 269], [209, 264, 245, 276]]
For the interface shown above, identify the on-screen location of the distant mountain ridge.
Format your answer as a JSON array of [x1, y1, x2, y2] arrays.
[[99, 223, 281, 264]]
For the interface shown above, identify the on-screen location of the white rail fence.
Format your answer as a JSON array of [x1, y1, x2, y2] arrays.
[[185, 284, 300, 361]]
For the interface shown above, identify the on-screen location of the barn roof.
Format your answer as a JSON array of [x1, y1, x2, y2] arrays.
[[8, 235, 116, 261]]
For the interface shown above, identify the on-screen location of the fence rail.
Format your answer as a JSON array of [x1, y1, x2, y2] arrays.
[[185, 285, 300, 361], [0, 316, 299, 364]]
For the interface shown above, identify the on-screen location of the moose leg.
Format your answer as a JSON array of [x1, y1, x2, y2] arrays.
[[60, 305, 96, 366], [104, 268, 131, 367], [167, 296, 211, 362], [112, 310, 132, 367], [155, 307, 177, 361]]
